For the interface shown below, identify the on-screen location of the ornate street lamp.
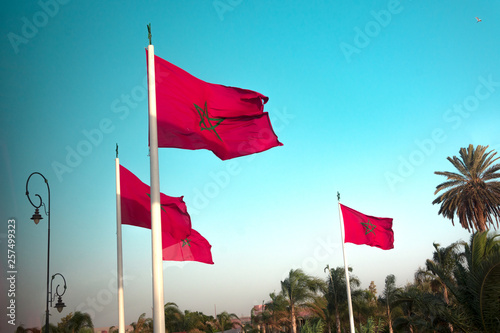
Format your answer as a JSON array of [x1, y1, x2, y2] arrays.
[[50, 273, 67, 313], [26, 172, 67, 331]]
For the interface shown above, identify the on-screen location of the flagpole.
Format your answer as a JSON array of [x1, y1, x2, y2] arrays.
[[337, 192, 355, 333], [115, 148, 125, 333], [147, 27, 166, 333]]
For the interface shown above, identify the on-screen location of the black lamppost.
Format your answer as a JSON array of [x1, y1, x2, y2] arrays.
[[26, 172, 67, 332]]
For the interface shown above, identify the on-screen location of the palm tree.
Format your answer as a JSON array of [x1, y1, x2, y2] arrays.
[[415, 241, 464, 306], [392, 283, 445, 333], [215, 311, 239, 331], [130, 313, 153, 333], [300, 318, 325, 333], [265, 292, 289, 333], [303, 294, 329, 332], [280, 269, 323, 333], [351, 289, 376, 330], [415, 241, 466, 332], [358, 317, 385, 333], [108, 326, 118, 333], [63, 311, 94, 333], [183, 310, 212, 333], [433, 144, 500, 232], [324, 265, 360, 333], [164, 302, 183, 333], [444, 231, 500, 332], [378, 274, 400, 333]]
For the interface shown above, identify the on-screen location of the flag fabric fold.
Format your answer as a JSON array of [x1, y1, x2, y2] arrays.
[[340, 204, 394, 250], [119, 164, 213, 264], [147, 50, 283, 160], [162, 229, 214, 264], [119, 165, 191, 240]]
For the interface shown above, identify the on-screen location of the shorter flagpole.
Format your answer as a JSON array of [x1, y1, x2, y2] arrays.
[[115, 151, 125, 333], [337, 192, 355, 333]]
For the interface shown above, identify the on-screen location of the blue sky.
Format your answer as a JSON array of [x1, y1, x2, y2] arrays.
[[1, 0, 499, 330]]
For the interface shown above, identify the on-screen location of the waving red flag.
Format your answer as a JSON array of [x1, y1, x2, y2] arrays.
[[340, 204, 394, 250], [162, 229, 214, 264], [119, 165, 191, 240], [147, 50, 283, 160]]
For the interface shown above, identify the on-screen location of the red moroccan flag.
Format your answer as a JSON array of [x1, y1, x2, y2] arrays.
[[162, 229, 214, 264], [340, 204, 394, 250], [147, 50, 283, 160], [119, 165, 191, 240]]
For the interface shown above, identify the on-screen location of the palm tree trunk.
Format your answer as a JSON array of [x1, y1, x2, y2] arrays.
[[443, 286, 454, 332], [476, 208, 487, 232], [335, 308, 341, 333], [291, 306, 297, 333], [386, 305, 393, 333]]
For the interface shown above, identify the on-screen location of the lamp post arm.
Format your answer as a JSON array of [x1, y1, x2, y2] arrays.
[[25, 172, 50, 211], [50, 273, 67, 305]]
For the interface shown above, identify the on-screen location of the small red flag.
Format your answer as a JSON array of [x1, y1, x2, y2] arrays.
[[340, 204, 394, 250], [162, 229, 214, 264], [119, 165, 191, 240], [147, 50, 283, 160]]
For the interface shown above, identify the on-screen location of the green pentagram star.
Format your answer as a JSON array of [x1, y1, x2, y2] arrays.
[[361, 218, 376, 235], [146, 193, 167, 213], [195, 102, 224, 141], [182, 238, 191, 247]]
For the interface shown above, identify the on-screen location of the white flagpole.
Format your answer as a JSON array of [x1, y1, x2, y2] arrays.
[[147, 41, 166, 333], [115, 154, 125, 333], [337, 193, 355, 333]]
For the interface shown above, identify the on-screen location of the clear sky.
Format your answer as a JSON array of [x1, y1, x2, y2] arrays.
[[1, 0, 499, 330]]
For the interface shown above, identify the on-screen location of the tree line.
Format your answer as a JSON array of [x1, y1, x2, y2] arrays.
[[15, 230, 499, 333], [15, 144, 500, 333]]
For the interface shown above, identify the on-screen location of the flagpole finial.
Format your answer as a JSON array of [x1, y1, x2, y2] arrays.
[[147, 23, 152, 45], [116, 143, 119, 158], [337, 192, 340, 201]]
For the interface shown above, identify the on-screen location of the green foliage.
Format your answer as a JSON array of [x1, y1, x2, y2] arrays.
[[323, 265, 361, 333], [445, 231, 500, 332], [41, 231, 497, 333], [433, 144, 500, 232], [130, 313, 153, 333], [216, 311, 239, 331], [263, 291, 289, 333], [62, 311, 94, 333], [300, 318, 324, 333], [358, 317, 384, 333], [281, 269, 324, 333]]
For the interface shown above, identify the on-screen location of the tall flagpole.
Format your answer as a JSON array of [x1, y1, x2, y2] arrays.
[[115, 145, 125, 333], [147, 25, 166, 333], [337, 192, 355, 332]]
